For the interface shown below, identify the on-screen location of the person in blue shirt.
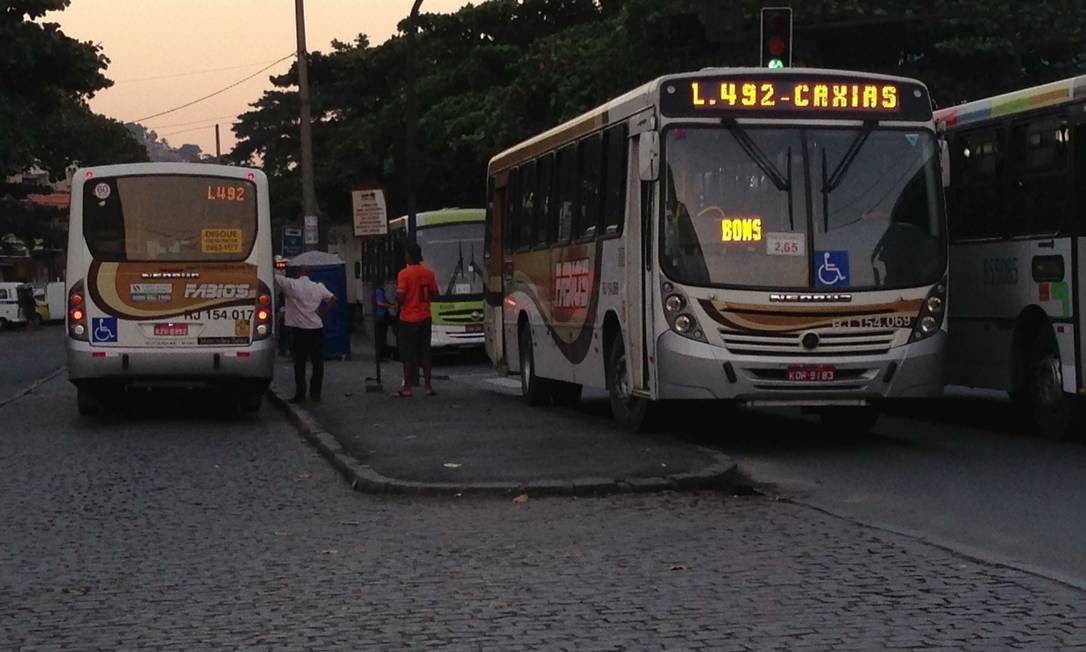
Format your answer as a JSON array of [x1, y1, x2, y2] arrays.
[[373, 279, 395, 361]]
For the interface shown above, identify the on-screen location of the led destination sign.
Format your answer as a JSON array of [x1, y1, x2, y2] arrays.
[[660, 74, 932, 121]]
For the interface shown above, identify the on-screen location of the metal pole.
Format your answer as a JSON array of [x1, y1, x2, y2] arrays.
[[295, 0, 321, 250], [214, 124, 221, 163], [405, 0, 423, 243]]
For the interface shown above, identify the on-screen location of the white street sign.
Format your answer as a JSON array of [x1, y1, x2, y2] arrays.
[[351, 188, 388, 237]]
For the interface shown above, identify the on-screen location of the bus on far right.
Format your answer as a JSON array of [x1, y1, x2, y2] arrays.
[[935, 76, 1086, 439]]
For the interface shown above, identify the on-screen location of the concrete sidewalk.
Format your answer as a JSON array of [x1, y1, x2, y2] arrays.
[[271, 333, 737, 496]]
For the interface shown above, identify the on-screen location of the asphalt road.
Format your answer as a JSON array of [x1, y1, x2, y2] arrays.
[[3, 335, 1086, 647], [0, 324, 65, 404]]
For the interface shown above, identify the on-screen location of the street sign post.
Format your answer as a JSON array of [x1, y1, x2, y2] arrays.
[[303, 214, 319, 247], [351, 185, 389, 237], [282, 226, 303, 257]]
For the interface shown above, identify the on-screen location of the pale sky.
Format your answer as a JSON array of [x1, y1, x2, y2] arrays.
[[48, 0, 474, 156]]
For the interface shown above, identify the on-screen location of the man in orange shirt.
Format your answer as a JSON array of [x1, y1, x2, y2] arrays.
[[395, 242, 439, 397]]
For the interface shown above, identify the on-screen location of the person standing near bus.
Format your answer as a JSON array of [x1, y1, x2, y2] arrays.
[[394, 242, 438, 397], [275, 265, 337, 403], [372, 277, 395, 361]]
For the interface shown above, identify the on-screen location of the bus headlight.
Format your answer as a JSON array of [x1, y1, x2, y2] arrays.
[[918, 315, 937, 335], [674, 314, 693, 333], [661, 281, 707, 342], [911, 278, 947, 342], [665, 294, 686, 313]]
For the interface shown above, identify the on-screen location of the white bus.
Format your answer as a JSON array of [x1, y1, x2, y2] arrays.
[[485, 68, 948, 432], [359, 208, 486, 351], [935, 75, 1086, 438], [66, 163, 276, 415]]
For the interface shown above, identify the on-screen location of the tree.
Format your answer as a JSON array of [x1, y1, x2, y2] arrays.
[[0, 0, 147, 178]]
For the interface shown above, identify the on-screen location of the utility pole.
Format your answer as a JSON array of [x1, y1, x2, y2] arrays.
[[295, 0, 321, 250], [214, 124, 222, 163], [405, 0, 423, 243]]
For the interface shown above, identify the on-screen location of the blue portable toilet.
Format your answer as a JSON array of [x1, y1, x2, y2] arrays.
[[287, 250, 351, 360]]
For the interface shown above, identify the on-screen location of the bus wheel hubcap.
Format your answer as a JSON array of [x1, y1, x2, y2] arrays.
[[1038, 356, 1062, 406]]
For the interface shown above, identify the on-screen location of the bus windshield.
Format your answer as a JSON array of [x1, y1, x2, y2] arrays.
[[83, 175, 257, 263], [415, 222, 485, 299], [662, 126, 945, 290]]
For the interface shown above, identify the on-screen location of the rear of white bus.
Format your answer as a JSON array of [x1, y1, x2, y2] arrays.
[[66, 163, 275, 414], [650, 70, 948, 432]]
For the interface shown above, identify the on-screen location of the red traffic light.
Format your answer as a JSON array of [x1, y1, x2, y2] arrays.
[[768, 36, 786, 57]]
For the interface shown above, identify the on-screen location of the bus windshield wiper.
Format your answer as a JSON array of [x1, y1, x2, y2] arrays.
[[444, 240, 466, 296], [723, 119, 790, 191], [723, 118, 794, 228], [822, 120, 875, 193], [820, 121, 875, 231]]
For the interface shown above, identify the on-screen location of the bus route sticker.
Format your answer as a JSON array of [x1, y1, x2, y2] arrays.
[[815, 250, 850, 288], [201, 228, 243, 254]]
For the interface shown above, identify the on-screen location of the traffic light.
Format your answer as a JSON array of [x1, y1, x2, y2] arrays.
[[760, 7, 792, 68]]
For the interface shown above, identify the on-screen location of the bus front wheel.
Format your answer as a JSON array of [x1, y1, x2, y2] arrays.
[[1019, 328, 1076, 439], [606, 334, 651, 432]]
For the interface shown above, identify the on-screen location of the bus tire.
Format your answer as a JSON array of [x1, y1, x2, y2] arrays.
[[77, 385, 102, 416], [1023, 328, 1075, 439], [818, 406, 879, 437], [518, 326, 549, 407], [606, 334, 651, 432], [551, 381, 582, 407]]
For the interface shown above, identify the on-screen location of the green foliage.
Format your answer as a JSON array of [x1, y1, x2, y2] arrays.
[[230, 0, 1086, 228], [0, 0, 147, 178]]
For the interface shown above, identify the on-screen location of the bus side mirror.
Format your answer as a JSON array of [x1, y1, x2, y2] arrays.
[[939, 137, 950, 188], [638, 132, 659, 182]]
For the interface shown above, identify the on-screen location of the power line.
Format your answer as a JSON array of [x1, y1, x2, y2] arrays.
[[130, 53, 295, 124], [114, 59, 291, 84], [143, 114, 239, 129]]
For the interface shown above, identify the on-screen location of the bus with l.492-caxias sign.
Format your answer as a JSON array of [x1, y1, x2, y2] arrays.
[[484, 67, 948, 432]]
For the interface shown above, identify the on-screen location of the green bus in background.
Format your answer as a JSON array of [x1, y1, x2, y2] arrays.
[[360, 208, 486, 351]]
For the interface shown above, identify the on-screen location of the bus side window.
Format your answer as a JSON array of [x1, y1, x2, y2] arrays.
[[504, 167, 520, 254], [535, 153, 554, 247], [575, 133, 602, 240], [602, 124, 628, 236], [519, 159, 537, 251], [1009, 115, 1069, 237], [951, 127, 1004, 241], [555, 144, 577, 244], [1075, 123, 1086, 236]]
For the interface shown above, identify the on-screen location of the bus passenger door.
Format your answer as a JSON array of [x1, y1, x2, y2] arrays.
[[625, 134, 654, 395], [484, 178, 506, 370]]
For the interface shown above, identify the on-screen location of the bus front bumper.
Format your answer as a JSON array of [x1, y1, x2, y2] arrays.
[[67, 340, 275, 387], [655, 330, 945, 403], [431, 324, 484, 349]]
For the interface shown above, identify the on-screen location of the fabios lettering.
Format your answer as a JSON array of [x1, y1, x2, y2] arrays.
[[183, 283, 255, 299]]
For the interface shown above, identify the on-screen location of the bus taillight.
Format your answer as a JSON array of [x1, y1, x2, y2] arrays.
[[68, 280, 89, 341], [253, 281, 273, 340]]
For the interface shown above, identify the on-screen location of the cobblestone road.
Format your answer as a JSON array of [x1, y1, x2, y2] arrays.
[[2, 376, 1085, 650]]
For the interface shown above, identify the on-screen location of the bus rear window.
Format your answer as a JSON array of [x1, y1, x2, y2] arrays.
[[83, 175, 257, 262]]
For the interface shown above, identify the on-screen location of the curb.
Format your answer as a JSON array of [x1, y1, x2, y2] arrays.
[[0, 366, 65, 411], [268, 384, 740, 498]]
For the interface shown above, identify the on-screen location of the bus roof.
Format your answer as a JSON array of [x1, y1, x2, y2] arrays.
[[389, 208, 484, 230], [934, 74, 1086, 129], [73, 161, 264, 181], [488, 67, 931, 173]]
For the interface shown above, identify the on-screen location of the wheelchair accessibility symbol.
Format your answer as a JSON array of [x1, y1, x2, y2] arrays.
[[815, 251, 850, 288], [92, 317, 118, 343]]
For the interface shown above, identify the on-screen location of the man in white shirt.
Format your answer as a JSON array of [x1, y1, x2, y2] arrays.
[[274, 266, 337, 403]]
